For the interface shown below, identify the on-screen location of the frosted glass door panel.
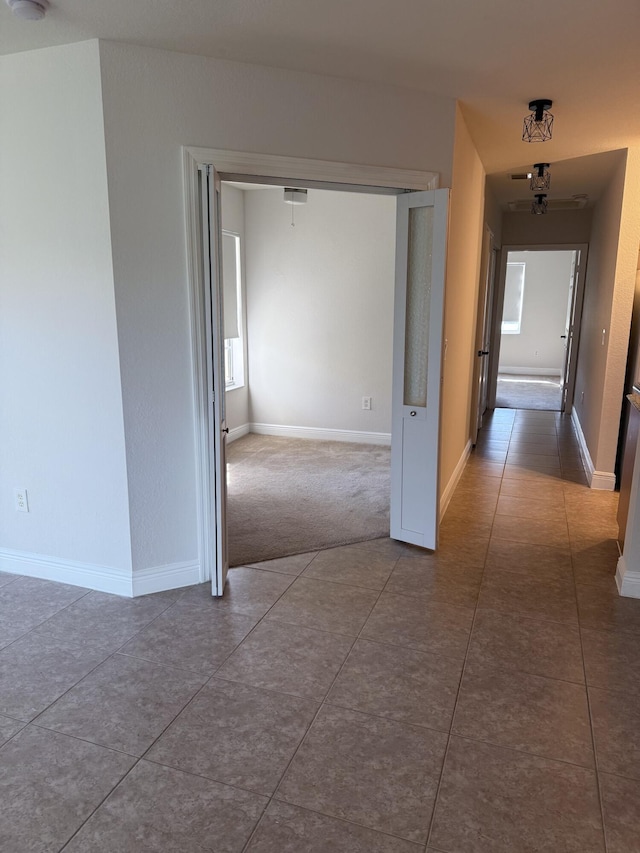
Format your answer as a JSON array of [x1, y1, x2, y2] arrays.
[[404, 206, 434, 408], [390, 189, 448, 551]]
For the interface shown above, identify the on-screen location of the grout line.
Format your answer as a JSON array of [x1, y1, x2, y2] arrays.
[[572, 543, 611, 851], [424, 443, 500, 851], [239, 554, 404, 852]]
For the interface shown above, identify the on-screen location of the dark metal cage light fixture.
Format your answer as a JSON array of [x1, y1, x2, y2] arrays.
[[531, 193, 548, 215], [530, 163, 551, 191], [522, 99, 554, 143]]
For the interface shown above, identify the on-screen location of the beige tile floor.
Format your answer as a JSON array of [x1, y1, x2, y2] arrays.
[[1, 408, 639, 851]]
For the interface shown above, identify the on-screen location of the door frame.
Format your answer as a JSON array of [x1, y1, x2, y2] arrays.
[[487, 243, 588, 413], [470, 225, 498, 444], [183, 146, 439, 582]]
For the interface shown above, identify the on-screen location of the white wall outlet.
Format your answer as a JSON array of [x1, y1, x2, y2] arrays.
[[15, 488, 29, 513], [362, 396, 372, 410]]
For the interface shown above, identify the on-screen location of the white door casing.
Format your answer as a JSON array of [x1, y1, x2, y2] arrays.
[[390, 189, 449, 550]]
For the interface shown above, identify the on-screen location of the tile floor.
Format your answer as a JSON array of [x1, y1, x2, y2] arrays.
[[1, 408, 639, 851]]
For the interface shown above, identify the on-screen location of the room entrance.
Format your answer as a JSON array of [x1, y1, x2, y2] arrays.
[[188, 149, 448, 595], [490, 245, 587, 413], [220, 182, 396, 568]]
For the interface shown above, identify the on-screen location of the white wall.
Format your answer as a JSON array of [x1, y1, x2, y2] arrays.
[[0, 42, 132, 580], [221, 185, 249, 432], [98, 39, 457, 574], [243, 188, 395, 435], [499, 250, 575, 373]]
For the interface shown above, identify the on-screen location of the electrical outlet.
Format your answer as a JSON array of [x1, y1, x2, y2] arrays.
[[362, 396, 372, 410], [15, 488, 29, 513]]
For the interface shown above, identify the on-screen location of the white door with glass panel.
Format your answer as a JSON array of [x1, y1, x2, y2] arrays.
[[390, 189, 449, 550]]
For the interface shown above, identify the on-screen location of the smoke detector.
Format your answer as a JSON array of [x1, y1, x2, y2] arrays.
[[5, 0, 48, 20]]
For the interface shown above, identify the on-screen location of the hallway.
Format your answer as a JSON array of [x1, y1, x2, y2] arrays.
[[0, 408, 638, 852]]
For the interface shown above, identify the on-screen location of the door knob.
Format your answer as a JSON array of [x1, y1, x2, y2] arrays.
[[560, 335, 567, 339], [477, 350, 489, 356], [222, 427, 229, 434]]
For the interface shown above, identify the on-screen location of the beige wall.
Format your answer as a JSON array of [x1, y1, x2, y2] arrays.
[[502, 209, 592, 246], [440, 105, 486, 497], [574, 148, 640, 476]]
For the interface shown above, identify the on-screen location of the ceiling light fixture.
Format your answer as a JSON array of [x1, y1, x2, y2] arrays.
[[283, 188, 307, 205], [530, 163, 551, 191], [531, 193, 548, 215], [522, 99, 554, 143], [5, 0, 48, 20], [283, 188, 307, 227]]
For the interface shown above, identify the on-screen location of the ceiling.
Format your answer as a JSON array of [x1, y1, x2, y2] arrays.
[[3, 0, 639, 206]]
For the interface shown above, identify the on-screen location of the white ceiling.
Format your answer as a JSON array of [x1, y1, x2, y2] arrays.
[[3, 0, 639, 205]]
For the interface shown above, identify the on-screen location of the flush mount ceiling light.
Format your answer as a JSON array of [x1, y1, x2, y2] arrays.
[[530, 163, 551, 191], [5, 0, 48, 20], [284, 188, 307, 227], [283, 188, 308, 205], [531, 193, 548, 215], [522, 99, 554, 143]]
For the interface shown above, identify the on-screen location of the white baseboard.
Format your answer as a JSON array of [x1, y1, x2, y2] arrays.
[[440, 439, 472, 519], [250, 422, 392, 446], [132, 560, 201, 596], [498, 367, 562, 376], [571, 408, 616, 491], [228, 423, 250, 443], [616, 555, 640, 598], [0, 548, 202, 598], [0, 548, 133, 596]]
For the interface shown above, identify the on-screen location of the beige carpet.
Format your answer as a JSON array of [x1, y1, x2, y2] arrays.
[[496, 373, 563, 410], [227, 434, 390, 566]]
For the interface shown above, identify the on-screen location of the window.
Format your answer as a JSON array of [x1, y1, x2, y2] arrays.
[[221, 231, 245, 389], [501, 261, 525, 334]]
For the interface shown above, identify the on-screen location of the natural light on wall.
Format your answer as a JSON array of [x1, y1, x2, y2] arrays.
[[222, 231, 245, 389], [502, 261, 526, 334]]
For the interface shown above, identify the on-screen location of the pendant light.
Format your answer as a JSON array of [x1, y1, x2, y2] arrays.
[[530, 163, 551, 191], [531, 194, 548, 215], [522, 100, 554, 143]]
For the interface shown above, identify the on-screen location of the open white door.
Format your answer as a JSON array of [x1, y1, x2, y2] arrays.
[[200, 165, 229, 596], [471, 226, 496, 444], [390, 189, 449, 550], [561, 249, 584, 413]]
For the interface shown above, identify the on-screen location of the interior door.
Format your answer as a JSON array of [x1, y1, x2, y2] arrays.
[[560, 249, 582, 412], [471, 227, 496, 444], [390, 189, 449, 550], [200, 165, 229, 596]]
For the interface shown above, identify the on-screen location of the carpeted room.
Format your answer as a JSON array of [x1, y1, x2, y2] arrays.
[[221, 182, 397, 566]]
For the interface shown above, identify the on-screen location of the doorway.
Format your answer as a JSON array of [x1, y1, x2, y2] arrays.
[[185, 148, 447, 594], [489, 245, 587, 413], [220, 182, 396, 567]]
